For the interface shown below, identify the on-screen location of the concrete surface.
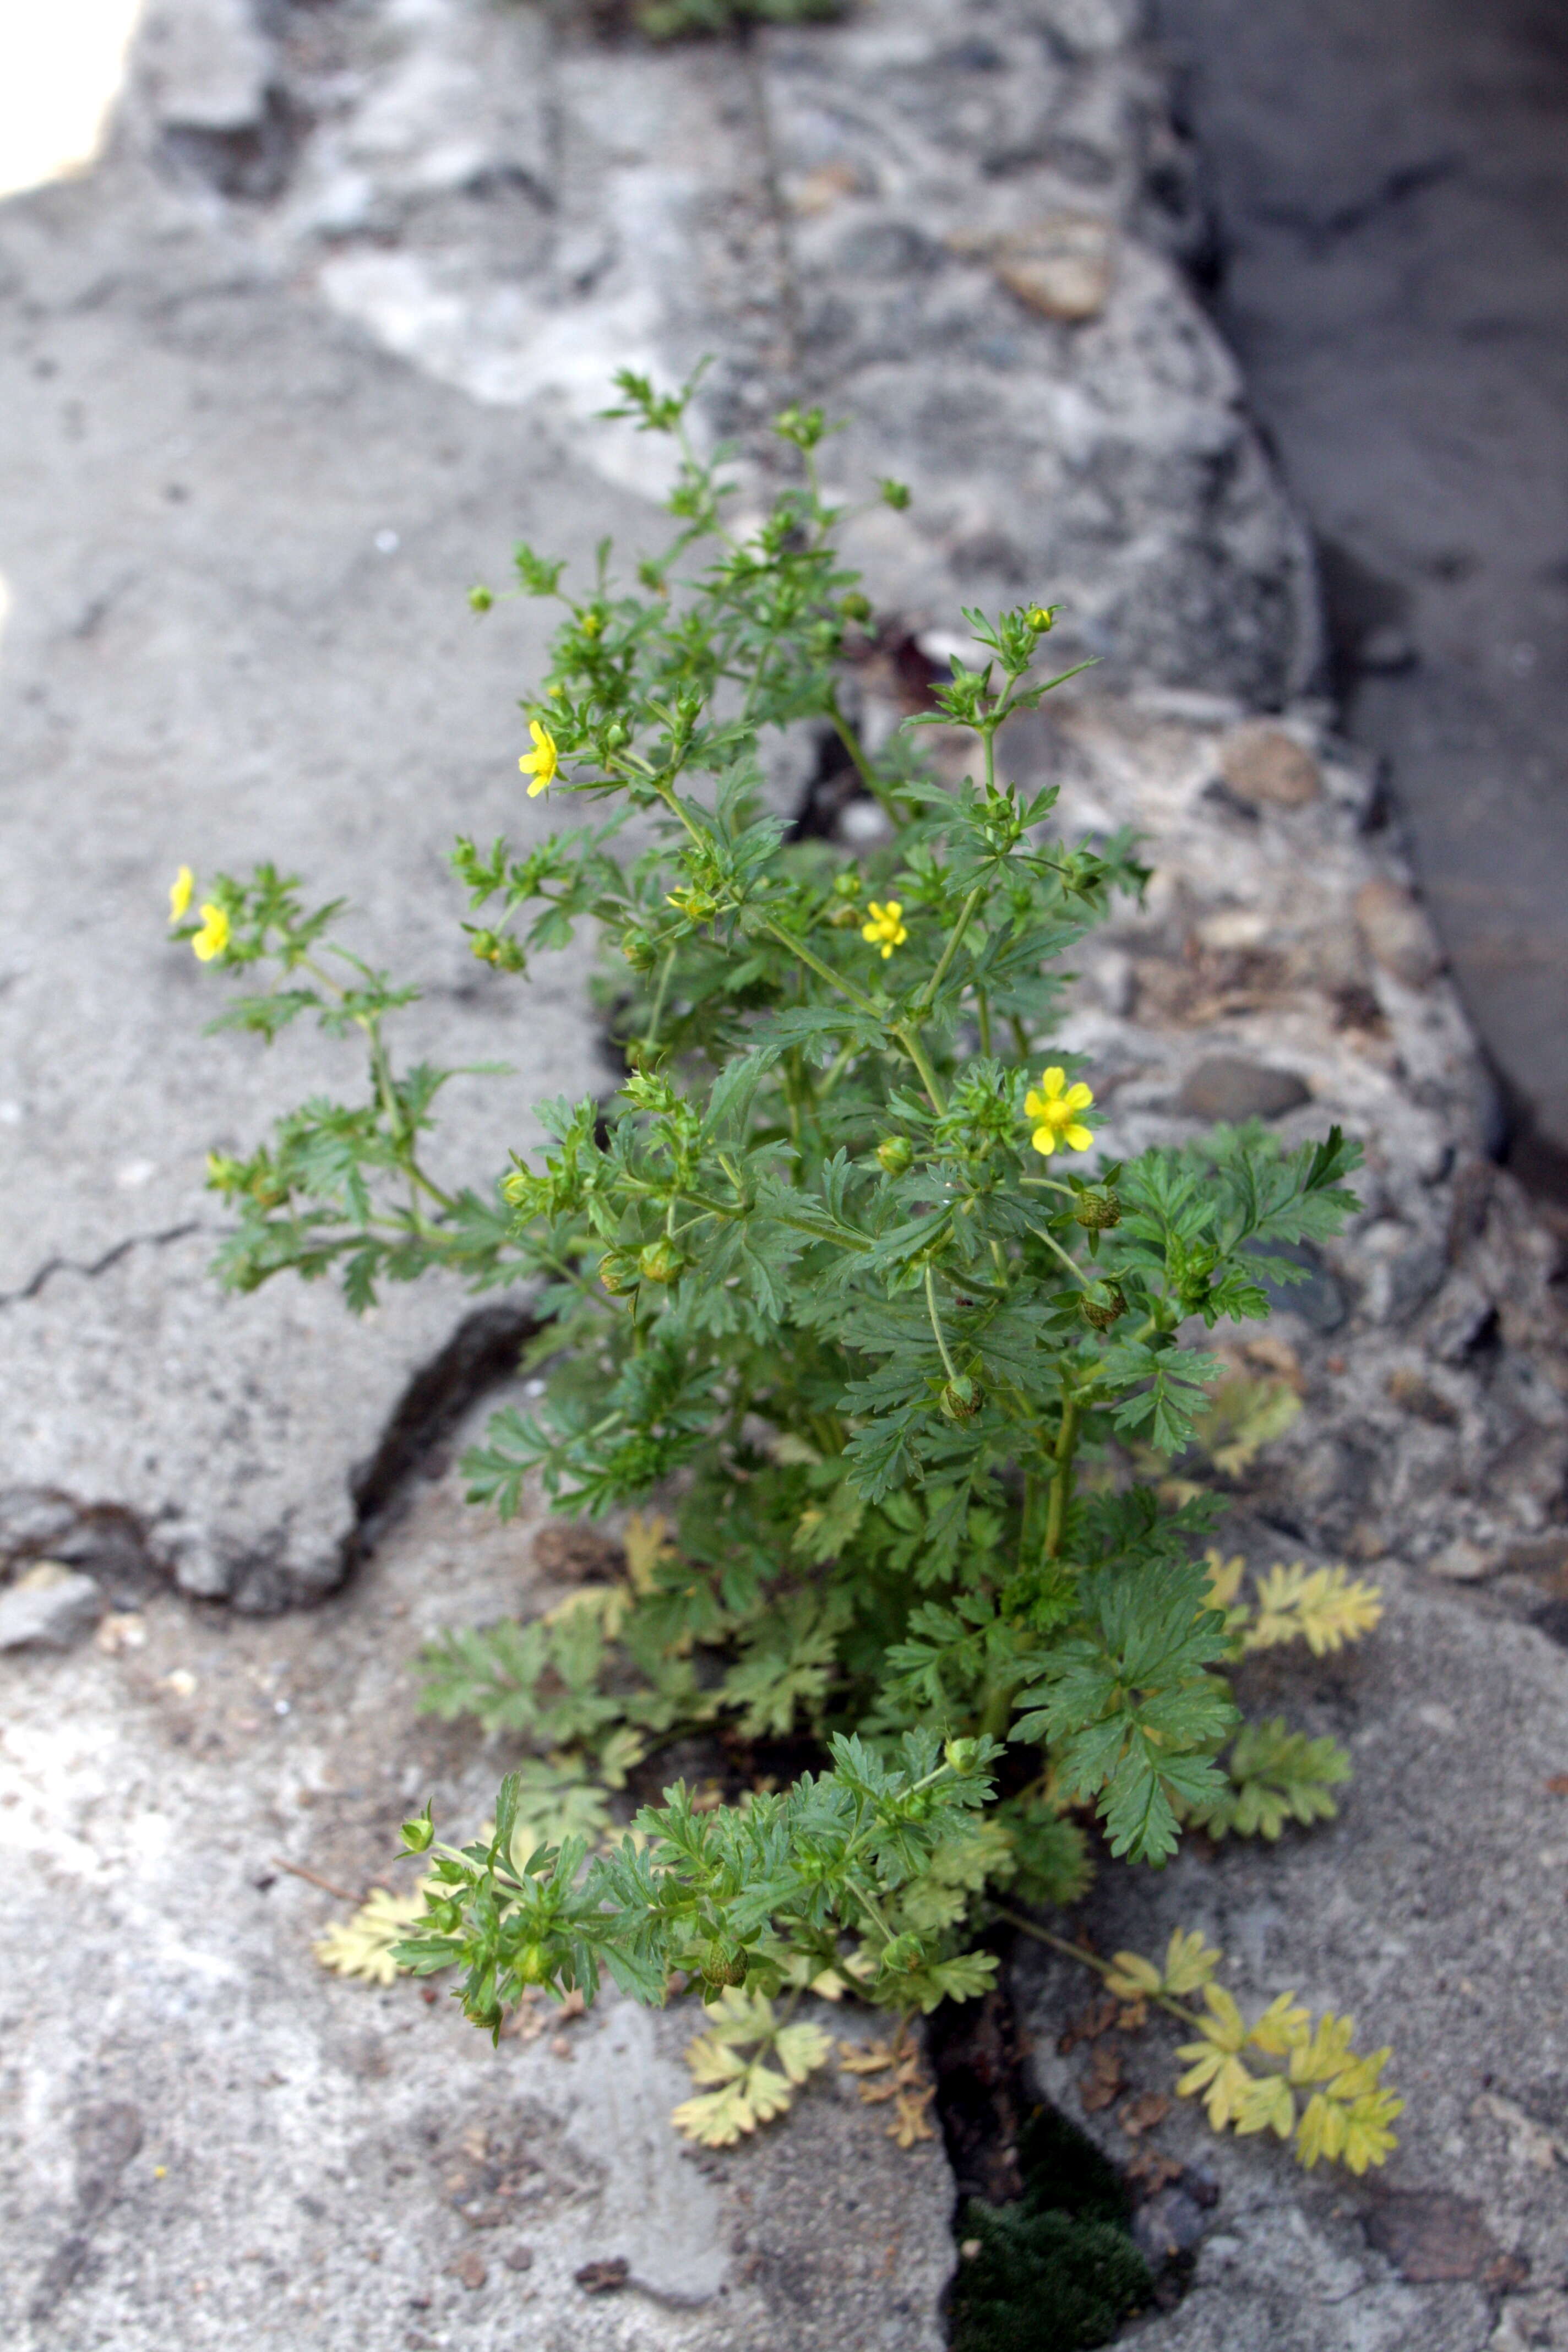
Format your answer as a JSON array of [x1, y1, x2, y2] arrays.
[[1016, 1556, 1568, 2352], [1153, 0, 1568, 1173], [0, 1415, 955, 2352]]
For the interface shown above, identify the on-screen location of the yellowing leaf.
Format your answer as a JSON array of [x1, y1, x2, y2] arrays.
[[1178, 2048, 1256, 2131], [1104, 1950, 1162, 1999], [1235, 2071, 1295, 2139], [1246, 1563, 1382, 1656], [1287, 2011, 1358, 2086], [1196, 1375, 1301, 1479], [1341, 2089, 1403, 2173], [1161, 1926, 1221, 1996], [683, 2035, 749, 2086], [672, 2079, 757, 2147], [313, 1887, 427, 1985], [1197, 1984, 1246, 2052], [1294, 2090, 1347, 2168], [623, 1511, 678, 1589], [1247, 1990, 1310, 2056], [774, 2021, 834, 2085]]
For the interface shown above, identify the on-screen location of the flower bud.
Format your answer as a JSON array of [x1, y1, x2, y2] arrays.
[[832, 873, 864, 900], [468, 584, 493, 612], [638, 1238, 683, 1284], [598, 1251, 638, 1295], [1026, 603, 1055, 633], [878, 1933, 923, 1974], [1079, 1282, 1126, 1332], [1072, 1187, 1122, 1233], [944, 1737, 981, 1772], [620, 928, 657, 972], [400, 1806, 434, 1854], [840, 592, 873, 624], [876, 1136, 913, 1175], [939, 1374, 981, 1421], [602, 721, 629, 751], [701, 1940, 748, 1989]]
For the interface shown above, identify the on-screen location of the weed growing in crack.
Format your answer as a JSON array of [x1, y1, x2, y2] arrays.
[[173, 372, 1397, 2188]]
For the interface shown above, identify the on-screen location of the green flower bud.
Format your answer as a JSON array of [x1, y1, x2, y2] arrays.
[[517, 1942, 552, 1985], [638, 1238, 683, 1284], [603, 721, 630, 751], [943, 1736, 981, 1772], [598, 1251, 639, 1295], [468, 584, 494, 612], [1072, 1187, 1122, 1233], [876, 1136, 913, 1175], [701, 1940, 748, 1989], [400, 1806, 434, 1854], [620, 928, 657, 972], [1079, 1282, 1126, 1332], [1026, 603, 1055, 633], [878, 1932, 924, 1974], [840, 592, 873, 624], [832, 872, 864, 900], [939, 1375, 981, 1421], [428, 1897, 462, 1934]]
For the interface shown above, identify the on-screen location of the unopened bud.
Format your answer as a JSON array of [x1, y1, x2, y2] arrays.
[[1072, 1188, 1121, 1233], [939, 1375, 981, 1421], [1079, 1282, 1126, 1332], [468, 584, 494, 612], [876, 1136, 913, 1175], [638, 1239, 683, 1284], [620, 928, 657, 972], [400, 1806, 434, 1854]]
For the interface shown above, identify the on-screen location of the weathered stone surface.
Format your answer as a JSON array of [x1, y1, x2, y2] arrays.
[[1013, 1562, 1568, 2352], [0, 1564, 102, 1651], [1356, 877, 1445, 989], [0, 1439, 955, 2352], [1177, 1053, 1311, 1120], [1218, 720, 1322, 809]]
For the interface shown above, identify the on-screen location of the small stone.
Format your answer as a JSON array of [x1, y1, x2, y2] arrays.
[[0, 1563, 101, 1651], [993, 216, 1116, 322], [1218, 723, 1321, 809], [95, 1611, 148, 1654], [1428, 1538, 1490, 1582], [1177, 1056, 1310, 1121], [448, 2249, 487, 2290], [575, 2256, 630, 2295], [531, 1523, 626, 1582], [1132, 2188, 1210, 2266], [501, 2246, 534, 2273], [1386, 1368, 1459, 1426], [960, 2239, 982, 2261], [1354, 878, 1444, 987], [1364, 2188, 1501, 2283]]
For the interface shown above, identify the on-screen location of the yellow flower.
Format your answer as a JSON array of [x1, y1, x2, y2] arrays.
[[192, 902, 230, 962], [168, 865, 194, 921], [1024, 1066, 1094, 1157], [861, 900, 908, 959], [519, 718, 559, 797]]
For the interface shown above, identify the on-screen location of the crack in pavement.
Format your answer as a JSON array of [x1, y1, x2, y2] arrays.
[[0, 1222, 205, 1311]]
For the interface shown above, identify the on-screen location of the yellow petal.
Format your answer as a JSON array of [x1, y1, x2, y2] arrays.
[[1023, 1091, 1047, 1121], [1063, 1082, 1094, 1113], [168, 865, 193, 921], [882, 901, 901, 921], [1038, 1066, 1065, 1098], [1030, 1127, 1058, 1157], [1063, 1124, 1093, 1152]]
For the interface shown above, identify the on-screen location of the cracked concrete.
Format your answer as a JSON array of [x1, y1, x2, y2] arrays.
[[0, 0, 1325, 1604]]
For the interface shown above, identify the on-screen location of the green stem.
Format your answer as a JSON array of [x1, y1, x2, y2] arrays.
[[1043, 1388, 1080, 1559], [914, 882, 985, 1015], [1009, 1014, 1032, 1065], [993, 1909, 1202, 2033], [924, 1263, 961, 1385], [1029, 1221, 1092, 1289], [891, 1021, 946, 1113], [976, 988, 993, 1058], [759, 921, 883, 1019], [827, 695, 901, 819], [644, 948, 676, 1048]]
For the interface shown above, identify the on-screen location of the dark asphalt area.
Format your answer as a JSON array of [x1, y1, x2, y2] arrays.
[[1154, 0, 1568, 1189]]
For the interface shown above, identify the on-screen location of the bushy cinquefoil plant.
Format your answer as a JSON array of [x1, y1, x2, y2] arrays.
[[172, 375, 1398, 2175]]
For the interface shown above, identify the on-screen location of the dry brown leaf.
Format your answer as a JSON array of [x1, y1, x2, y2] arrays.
[[1118, 2092, 1171, 2139], [1078, 2040, 1125, 2115]]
